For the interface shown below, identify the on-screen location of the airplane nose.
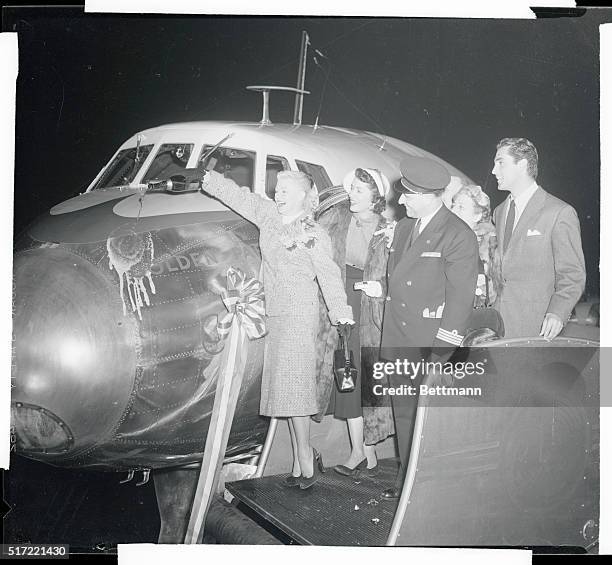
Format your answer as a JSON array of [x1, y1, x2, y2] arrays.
[[11, 247, 138, 463]]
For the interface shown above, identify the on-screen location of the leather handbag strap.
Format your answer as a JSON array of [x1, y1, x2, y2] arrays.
[[339, 324, 352, 366]]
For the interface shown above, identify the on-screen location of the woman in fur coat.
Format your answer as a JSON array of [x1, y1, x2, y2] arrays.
[[450, 184, 502, 308], [314, 168, 396, 477]]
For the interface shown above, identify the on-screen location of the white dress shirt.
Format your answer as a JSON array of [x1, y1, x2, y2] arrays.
[[506, 181, 539, 229], [417, 202, 444, 234]]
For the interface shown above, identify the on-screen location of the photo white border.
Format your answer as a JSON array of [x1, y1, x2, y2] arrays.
[[0, 33, 17, 471], [0, 3, 606, 560]]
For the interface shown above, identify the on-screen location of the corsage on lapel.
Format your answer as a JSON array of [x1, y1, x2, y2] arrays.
[[374, 220, 397, 249], [279, 215, 319, 250]]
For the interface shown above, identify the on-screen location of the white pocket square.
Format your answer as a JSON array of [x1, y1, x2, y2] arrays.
[[423, 303, 445, 318], [421, 251, 441, 257], [527, 229, 542, 236]]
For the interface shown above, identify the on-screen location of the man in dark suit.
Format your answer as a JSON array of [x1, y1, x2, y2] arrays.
[[380, 155, 479, 499], [491, 138, 586, 339]]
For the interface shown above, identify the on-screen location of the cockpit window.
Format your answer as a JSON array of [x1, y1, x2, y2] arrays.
[[91, 144, 153, 190], [295, 160, 332, 193], [142, 143, 194, 182], [199, 146, 256, 190], [265, 155, 290, 199]]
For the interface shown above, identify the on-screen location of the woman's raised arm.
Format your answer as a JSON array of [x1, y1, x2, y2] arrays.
[[201, 170, 275, 226]]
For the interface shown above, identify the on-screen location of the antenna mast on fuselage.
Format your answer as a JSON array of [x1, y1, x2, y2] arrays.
[[246, 30, 311, 126], [293, 31, 310, 126]]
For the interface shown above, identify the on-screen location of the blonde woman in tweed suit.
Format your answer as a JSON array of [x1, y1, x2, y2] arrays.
[[201, 170, 353, 489]]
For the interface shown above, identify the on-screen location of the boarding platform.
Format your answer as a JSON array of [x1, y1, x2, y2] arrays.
[[190, 337, 599, 550], [226, 459, 400, 545]]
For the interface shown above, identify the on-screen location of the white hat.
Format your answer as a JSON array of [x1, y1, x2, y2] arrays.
[[342, 168, 390, 198]]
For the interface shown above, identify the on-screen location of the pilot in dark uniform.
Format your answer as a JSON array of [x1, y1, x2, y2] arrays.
[[380, 155, 479, 499]]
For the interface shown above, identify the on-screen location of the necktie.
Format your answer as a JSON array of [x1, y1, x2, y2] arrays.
[[503, 199, 516, 254]]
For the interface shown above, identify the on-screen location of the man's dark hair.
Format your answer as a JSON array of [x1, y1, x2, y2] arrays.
[[497, 137, 538, 179]]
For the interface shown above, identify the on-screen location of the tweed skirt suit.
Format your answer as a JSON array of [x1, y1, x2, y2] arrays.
[[203, 174, 352, 417]]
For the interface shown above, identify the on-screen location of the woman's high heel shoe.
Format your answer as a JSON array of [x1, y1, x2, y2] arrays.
[[284, 474, 301, 487], [299, 448, 325, 490], [333, 458, 368, 477], [365, 463, 380, 477]]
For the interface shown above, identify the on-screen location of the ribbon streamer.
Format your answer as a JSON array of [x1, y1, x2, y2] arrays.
[[217, 267, 266, 340], [185, 266, 265, 543]]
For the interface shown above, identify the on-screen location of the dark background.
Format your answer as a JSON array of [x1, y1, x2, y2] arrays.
[[5, 8, 603, 296], [2, 6, 606, 553]]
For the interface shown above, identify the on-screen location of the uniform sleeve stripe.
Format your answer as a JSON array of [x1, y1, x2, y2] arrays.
[[437, 328, 463, 342], [436, 334, 463, 346], [436, 328, 464, 346]]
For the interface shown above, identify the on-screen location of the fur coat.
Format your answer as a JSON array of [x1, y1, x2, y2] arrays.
[[313, 200, 395, 445]]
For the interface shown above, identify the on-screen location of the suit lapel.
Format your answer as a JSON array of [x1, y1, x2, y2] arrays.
[[506, 187, 546, 254], [497, 195, 511, 254], [394, 206, 448, 270], [388, 217, 414, 274]]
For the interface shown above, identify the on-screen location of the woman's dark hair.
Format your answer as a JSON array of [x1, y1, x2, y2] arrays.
[[354, 168, 386, 215]]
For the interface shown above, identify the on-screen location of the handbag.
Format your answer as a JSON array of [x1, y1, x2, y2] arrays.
[[333, 325, 357, 393], [467, 272, 505, 338]]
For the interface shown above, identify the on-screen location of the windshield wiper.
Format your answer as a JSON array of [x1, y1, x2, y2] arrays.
[[144, 132, 234, 194], [199, 133, 234, 171]]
